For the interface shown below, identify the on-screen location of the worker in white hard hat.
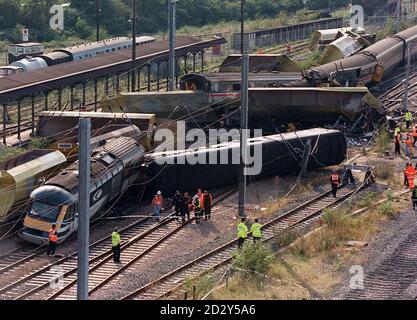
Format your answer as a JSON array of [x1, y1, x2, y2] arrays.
[[152, 191, 163, 221]]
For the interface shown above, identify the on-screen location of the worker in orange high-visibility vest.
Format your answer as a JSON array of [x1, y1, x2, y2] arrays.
[[286, 42, 293, 56], [394, 132, 402, 156], [403, 133, 414, 159], [152, 191, 163, 222], [404, 163, 411, 187], [406, 164, 417, 189], [330, 172, 341, 198], [47, 224, 58, 256], [412, 125, 417, 147]]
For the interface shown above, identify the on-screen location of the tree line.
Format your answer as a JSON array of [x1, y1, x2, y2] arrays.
[[0, 0, 351, 42]]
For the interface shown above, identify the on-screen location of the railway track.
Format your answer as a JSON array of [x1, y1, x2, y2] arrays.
[[0, 206, 123, 275], [0, 245, 45, 275], [0, 213, 157, 300], [345, 224, 417, 300], [45, 187, 237, 300], [38, 215, 187, 300], [121, 184, 364, 300], [375, 70, 417, 112], [0, 186, 236, 300]]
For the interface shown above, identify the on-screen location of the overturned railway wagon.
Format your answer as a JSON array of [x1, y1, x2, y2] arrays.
[[238, 87, 383, 125], [0, 150, 67, 222], [36, 111, 155, 151], [306, 24, 417, 86], [48, 124, 141, 158], [143, 128, 346, 196]]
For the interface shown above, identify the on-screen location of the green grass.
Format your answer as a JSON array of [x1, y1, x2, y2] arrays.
[[0, 146, 26, 162], [298, 50, 321, 70], [374, 127, 389, 154], [0, 138, 50, 163]]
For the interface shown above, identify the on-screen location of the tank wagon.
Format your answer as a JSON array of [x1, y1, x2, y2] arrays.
[[143, 128, 346, 196], [21, 137, 145, 245]]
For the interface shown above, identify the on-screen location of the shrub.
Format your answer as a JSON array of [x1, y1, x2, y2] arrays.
[[310, 209, 352, 252], [0, 146, 26, 162], [184, 273, 215, 300], [374, 165, 393, 181], [310, 229, 339, 252], [233, 243, 274, 286], [274, 230, 300, 249], [29, 138, 50, 149], [277, 11, 288, 25], [358, 192, 378, 208], [374, 127, 389, 154], [298, 50, 321, 70], [289, 237, 309, 258]]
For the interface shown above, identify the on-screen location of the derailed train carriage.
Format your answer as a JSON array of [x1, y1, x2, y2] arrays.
[[305, 25, 417, 86], [0, 150, 67, 222], [142, 128, 346, 197], [20, 128, 346, 244], [21, 137, 145, 245]]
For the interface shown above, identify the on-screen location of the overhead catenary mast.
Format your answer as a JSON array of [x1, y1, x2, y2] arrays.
[[238, 52, 249, 217], [131, 0, 137, 92], [96, 0, 100, 42], [168, 0, 177, 91], [240, 0, 245, 54], [77, 118, 91, 300]]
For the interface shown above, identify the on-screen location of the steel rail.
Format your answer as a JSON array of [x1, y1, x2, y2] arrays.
[[47, 187, 238, 300], [121, 184, 365, 300], [0, 213, 157, 298]]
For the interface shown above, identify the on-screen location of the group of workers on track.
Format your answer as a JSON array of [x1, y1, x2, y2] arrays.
[[48, 166, 379, 261], [108, 189, 264, 262], [394, 111, 417, 159], [152, 189, 213, 224]]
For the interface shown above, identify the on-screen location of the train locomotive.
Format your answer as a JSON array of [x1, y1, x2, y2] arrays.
[[21, 136, 145, 245], [305, 25, 417, 86]]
